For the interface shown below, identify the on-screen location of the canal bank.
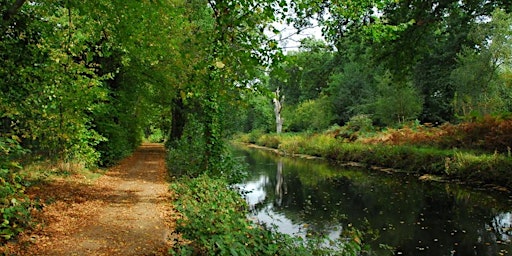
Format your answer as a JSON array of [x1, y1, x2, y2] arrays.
[[231, 144, 512, 256], [234, 132, 512, 192]]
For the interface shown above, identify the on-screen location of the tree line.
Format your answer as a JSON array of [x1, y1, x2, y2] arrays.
[[1, 0, 511, 173], [240, 1, 512, 133]]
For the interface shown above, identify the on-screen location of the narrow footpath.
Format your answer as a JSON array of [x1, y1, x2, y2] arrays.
[[2, 143, 178, 255]]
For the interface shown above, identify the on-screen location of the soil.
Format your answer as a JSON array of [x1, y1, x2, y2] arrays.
[[1, 143, 180, 256]]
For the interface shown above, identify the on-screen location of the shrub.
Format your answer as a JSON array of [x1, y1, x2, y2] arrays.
[[167, 137, 206, 178], [345, 114, 374, 133], [0, 169, 31, 243], [302, 134, 338, 157], [284, 97, 334, 132], [247, 129, 265, 144], [233, 133, 251, 144], [0, 137, 31, 244]]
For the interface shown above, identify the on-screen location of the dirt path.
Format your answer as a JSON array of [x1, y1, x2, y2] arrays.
[[1, 143, 178, 255]]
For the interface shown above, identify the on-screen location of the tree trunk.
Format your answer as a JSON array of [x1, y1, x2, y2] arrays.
[[273, 88, 284, 133], [170, 97, 186, 143]]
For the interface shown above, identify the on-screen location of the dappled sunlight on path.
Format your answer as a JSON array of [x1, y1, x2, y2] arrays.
[[1, 143, 178, 256]]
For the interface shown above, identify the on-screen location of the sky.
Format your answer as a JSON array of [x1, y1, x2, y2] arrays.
[[269, 19, 325, 52]]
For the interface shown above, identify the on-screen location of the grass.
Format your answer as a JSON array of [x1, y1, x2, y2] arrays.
[[19, 161, 106, 186]]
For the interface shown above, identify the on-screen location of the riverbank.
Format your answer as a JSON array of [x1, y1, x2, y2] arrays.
[[234, 130, 512, 192]]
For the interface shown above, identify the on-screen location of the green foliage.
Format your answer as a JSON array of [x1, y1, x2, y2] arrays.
[[0, 2, 107, 166], [372, 71, 423, 126], [277, 134, 309, 155], [0, 0, 178, 168], [146, 127, 165, 143], [345, 115, 374, 133], [240, 95, 275, 133], [167, 114, 247, 183], [445, 151, 512, 187], [285, 0, 512, 126], [167, 114, 207, 178], [267, 40, 335, 108], [0, 137, 31, 244], [0, 168, 30, 244], [451, 8, 512, 118], [284, 97, 334, 132], [326, 55, 377, 125], [247, 129, 266, 144], [170, 175, 368, 256], [256, 133, 282, 149], [161, 0, 288, 174]]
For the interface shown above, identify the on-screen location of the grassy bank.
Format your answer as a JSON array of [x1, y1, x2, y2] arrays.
[[234, 130, 512, 190]]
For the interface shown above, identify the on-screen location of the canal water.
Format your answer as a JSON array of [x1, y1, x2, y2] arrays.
[[231, 145, 512, 255]]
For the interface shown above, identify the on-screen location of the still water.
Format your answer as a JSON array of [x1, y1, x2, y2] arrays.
[[232, 145, 512, 255]]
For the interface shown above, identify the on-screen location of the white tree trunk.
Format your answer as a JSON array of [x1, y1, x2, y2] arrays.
[[273, 88, 284, 133]]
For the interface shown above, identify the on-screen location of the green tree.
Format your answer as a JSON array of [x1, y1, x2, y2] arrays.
[[1, 0, 185, 166], [284, 96, 334, 131], [325, 39, 377, 125], [165, 0, 284, 176], [451, 8, 512, 118], [373, 71, 423, 126], [291, 0, 511, 124], [269, 39, 334, 106]]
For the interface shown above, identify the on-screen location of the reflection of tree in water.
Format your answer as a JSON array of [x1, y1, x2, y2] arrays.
[[275, 159, 287, 207]]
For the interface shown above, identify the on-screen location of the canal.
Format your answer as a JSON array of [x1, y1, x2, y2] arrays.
[[231, 145, 512, 255]]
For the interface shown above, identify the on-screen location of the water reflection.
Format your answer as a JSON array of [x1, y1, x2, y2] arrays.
[[232, 145, 512, 255]]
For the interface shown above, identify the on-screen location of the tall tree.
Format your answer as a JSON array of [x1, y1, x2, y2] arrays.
[[165, 0, 284, 175], [451, 8, 512, 117]]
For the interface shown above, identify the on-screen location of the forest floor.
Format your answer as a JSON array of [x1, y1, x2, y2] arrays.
[[1, 143, 180, 256]]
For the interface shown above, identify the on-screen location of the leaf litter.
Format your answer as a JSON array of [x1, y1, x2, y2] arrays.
[[1, 143, 183, 255]]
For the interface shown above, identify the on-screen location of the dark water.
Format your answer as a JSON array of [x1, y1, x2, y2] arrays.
[[231, 145, 512, 256]]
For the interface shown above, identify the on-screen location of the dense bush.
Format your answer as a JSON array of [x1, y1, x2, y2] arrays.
[[345, 115, 374, 133], [256, 133, 281, 148], [167, 116, 247, 183], [284, 97, 334, 132], [0, 137, 31, 244]]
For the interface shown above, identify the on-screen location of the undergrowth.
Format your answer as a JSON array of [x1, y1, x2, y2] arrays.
[[363, 115, 512, 153], [0, 137, 31, 244]]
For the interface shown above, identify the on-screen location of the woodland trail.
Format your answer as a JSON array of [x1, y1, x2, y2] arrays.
[[1, 143, 178, 256]]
